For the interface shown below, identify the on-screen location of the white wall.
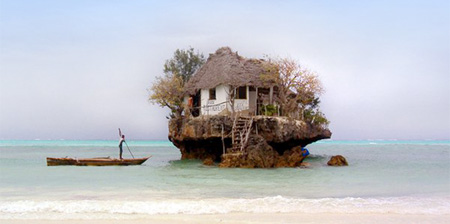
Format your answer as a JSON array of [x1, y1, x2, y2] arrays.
[[201, 84, 229, 115], [200, 85, 251, 115], [230, 86, 249, 113]]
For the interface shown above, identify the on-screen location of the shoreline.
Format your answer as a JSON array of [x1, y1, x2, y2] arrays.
[[2, 213, 450, 224]]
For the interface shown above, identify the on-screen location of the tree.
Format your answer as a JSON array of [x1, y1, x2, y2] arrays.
[[148, 73, 184, 118], [261, 57, 327, 124], [224, 84, 238, 116], [163, 47, 205, 84], [148, 47, 205, 118]]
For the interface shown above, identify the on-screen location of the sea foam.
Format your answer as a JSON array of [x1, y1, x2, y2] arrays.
[[1, 196, 449, 219]]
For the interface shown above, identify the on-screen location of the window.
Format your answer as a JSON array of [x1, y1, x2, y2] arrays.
[[209, 88, 216, 100], [236, 86, 247, 99]]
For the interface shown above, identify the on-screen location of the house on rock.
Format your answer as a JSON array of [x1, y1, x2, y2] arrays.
[[168, 46, 331, 168], [184, 47, 278, 117]]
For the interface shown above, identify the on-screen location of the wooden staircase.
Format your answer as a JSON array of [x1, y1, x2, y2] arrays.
[[229, 116, 254, 153]]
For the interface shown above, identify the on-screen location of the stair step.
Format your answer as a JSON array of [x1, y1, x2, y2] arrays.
[[231, 116, 254, 154]]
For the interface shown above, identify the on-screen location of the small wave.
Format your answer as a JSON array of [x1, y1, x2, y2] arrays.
[[304, 154, 327, 162], [1, 196, 449, 219]]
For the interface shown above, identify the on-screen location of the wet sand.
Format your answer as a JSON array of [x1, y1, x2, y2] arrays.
[[2, 213, 449, 224]]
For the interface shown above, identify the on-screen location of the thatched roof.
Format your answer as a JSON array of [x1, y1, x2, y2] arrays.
[[185, 47, 272, 94]]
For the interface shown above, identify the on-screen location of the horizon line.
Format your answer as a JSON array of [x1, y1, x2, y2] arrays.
[[0, 139, 449, 141]]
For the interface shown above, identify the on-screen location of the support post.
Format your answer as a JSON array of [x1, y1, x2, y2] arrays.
[[269, 86, 273, 104], [255, 87, 259, 115], [221, 124, 225, 155]]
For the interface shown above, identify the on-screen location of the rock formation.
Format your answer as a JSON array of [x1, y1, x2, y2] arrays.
[[327, 155, 348, 166], [202, 157, 214, 166], [169, 115, 331, 168]]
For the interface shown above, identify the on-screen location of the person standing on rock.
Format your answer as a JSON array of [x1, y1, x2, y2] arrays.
[[118, 128, 125, 160]]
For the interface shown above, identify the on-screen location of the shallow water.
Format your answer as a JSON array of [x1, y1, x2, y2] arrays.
[[0, 140, 449, 219]]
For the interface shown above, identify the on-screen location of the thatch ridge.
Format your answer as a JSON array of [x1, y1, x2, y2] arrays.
[[185, 47, 272, 94]]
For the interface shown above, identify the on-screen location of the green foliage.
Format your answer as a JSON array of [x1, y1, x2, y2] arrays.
[[303, 109, 329, 127], [260, 57, 324, 119], [148, 73, 184, 118], [261, 104, 279, 116], [260, 57, 329, 127], [163, 47, 206, 84], [149, 47, 205, 118]]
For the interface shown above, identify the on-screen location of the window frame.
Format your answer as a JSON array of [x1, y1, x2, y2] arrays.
[[209, 88, 216, 100], [236, 86, 247, 100]]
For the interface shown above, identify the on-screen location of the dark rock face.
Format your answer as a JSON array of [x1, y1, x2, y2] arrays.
[[327, 155, 348, 166], [219, 135, 279, 168], [245, 135, 278, 168], [276, 146, 308, 167], [168, 116, 232, 161], [168, 115, 331, 168]]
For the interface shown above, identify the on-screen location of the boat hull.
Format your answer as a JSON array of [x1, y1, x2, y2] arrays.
[[46, 157, 151, 166]]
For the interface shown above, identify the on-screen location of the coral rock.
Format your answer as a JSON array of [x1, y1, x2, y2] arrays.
[[327, 155, 348, 166], [203, 158, 214, 166], [168, 115, 331, 168]]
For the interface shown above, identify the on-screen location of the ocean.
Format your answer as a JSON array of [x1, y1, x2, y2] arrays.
[[0, 140, 449, 219]]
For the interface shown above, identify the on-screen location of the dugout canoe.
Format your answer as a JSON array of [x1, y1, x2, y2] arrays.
[[46, 156, 151, 166]]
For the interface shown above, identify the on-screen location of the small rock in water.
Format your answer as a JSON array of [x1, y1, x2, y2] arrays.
[[327, 155, 348, 166], [203, 158, 214, 166]]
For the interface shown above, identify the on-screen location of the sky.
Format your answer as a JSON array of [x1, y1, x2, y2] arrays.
[[0, 0, 449, 140]]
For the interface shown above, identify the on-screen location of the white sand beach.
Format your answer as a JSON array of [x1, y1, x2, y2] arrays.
[[2, 213, 450, 224]]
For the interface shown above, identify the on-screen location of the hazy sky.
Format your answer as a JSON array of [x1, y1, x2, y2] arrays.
[[0, 0, 449, 140]]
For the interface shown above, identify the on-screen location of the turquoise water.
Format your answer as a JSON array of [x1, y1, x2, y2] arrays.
[[0, 140, 449, 219]]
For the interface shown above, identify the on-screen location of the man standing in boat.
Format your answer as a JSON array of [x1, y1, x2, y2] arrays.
[[118, 128, 125, 160]]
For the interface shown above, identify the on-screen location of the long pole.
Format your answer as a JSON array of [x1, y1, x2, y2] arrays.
[[124, 141, 135, 158]]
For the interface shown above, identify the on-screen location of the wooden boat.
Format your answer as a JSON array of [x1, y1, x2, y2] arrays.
[[46, 156, 151, 166]]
